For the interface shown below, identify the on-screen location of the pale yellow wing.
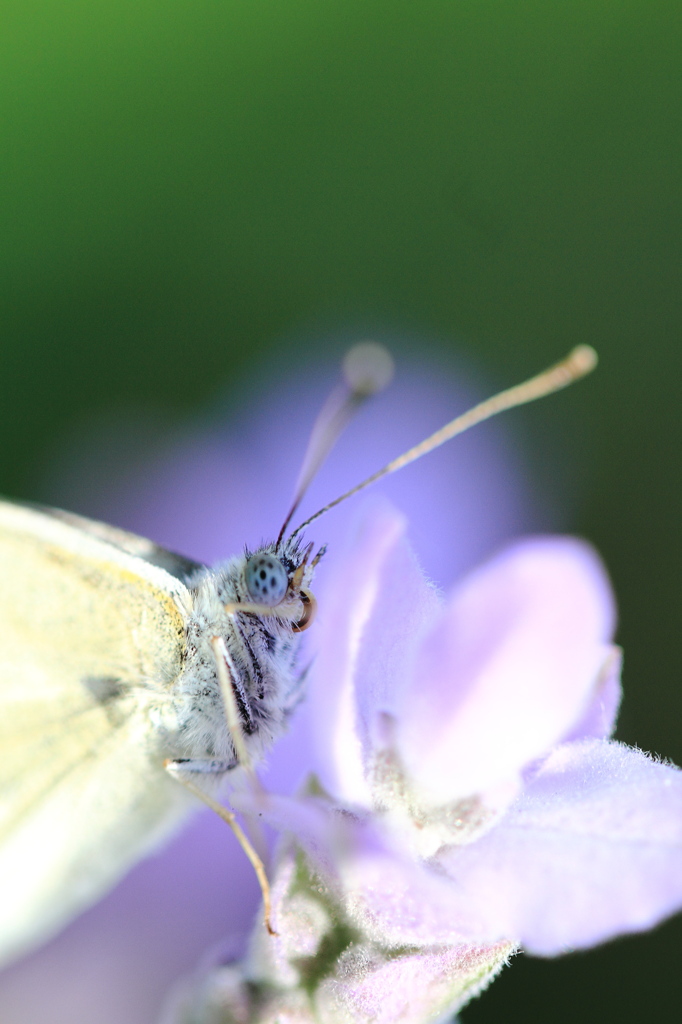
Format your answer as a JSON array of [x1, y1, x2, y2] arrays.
[[0, 499, 196, 964]]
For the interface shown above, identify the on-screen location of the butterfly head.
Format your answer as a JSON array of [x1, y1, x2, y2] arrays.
[[235, 535, 324, 633]]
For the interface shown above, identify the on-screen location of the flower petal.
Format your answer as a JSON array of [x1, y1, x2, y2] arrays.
[[237, 789, 480, 948], [338, 832, 491, 948], [439, 739, 682, 954], [309, 500, 438, 804], [397, 537, 617, 803], [561, 646, 622, 742]]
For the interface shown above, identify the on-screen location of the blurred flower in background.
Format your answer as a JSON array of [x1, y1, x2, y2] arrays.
[[0, 344, 551, 1024]]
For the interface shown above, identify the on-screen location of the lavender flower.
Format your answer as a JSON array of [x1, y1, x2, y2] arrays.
[[266, 501, 682, 950], [198, 499, 682, 1023]]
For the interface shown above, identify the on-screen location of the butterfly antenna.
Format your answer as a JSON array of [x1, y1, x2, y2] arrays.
[[289, 344, 598, 539], [276, 342, 395, 548]]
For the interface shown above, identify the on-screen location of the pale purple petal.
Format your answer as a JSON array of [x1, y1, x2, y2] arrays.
[[439, 739, 682, 954], [230, 791, 344, 883], [338, 835, 489, 948], [561, 646, 622, 742], [244, 792, 480, 948], [396, 538, 617, 803], [348, 520, 442, 752], [308, 501, 411, 805], [310, 501, 442, 776]]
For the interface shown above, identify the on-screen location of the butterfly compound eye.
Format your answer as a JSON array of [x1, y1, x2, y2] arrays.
[[245, 554, 289, 606]]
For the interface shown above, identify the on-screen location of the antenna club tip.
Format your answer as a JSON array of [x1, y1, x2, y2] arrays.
[[568, 344, 598, 377], [343, 341, 395, 396]]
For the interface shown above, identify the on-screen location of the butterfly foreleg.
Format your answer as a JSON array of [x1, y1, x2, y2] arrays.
[[209, 634, 254, 771], [164, 760, 276, 935]]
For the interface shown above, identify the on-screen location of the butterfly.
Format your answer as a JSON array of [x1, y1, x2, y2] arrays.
[[0, 343, 595, 964]]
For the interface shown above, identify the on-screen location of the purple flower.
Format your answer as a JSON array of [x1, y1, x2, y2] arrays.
[[251, 500, 682, 959]]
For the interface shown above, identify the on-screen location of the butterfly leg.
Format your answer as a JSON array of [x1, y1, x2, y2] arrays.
[[209, 635, 253, 771], [211, 627, 272, 840], [165, 760, 276, 936]]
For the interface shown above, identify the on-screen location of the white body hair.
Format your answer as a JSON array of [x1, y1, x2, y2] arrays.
[[147, 537, 315, 774]]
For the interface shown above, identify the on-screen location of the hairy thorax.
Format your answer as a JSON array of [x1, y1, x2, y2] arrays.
[[146, 541, 313, 772]]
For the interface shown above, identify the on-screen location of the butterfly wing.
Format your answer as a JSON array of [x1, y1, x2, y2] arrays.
[[28, 501, 205, 580], [0, 499, 197, 964]]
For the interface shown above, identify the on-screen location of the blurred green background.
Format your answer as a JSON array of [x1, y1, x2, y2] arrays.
[[1, 1, 680, 1021]]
